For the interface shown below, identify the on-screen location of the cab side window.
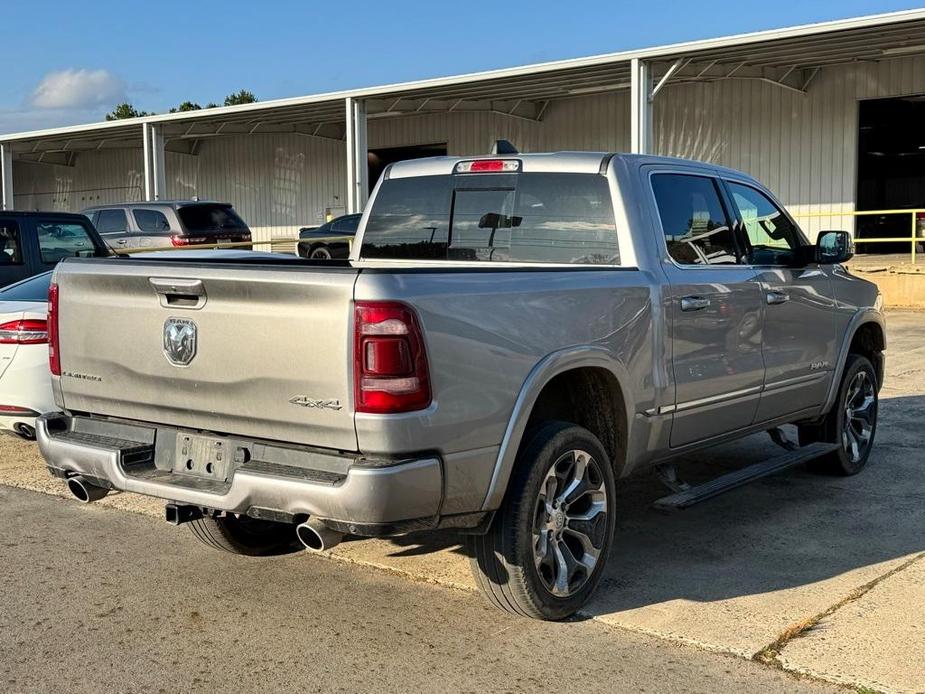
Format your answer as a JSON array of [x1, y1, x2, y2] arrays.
[[726, 182, 803, 266], [96, 208, 128, 234], [651, 173, 740, 266], [0, 221, 23, 265]]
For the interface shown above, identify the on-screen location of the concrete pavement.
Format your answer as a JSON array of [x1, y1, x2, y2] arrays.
[[1, 311, 923, 692], [0, 487, 838, 694]]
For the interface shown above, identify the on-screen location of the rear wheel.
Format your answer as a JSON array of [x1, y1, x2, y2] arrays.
[[469, 421, 616, 620], [799, 354, 878, 475], [187, 513, 301, 556], [310, 244, 333, 260]]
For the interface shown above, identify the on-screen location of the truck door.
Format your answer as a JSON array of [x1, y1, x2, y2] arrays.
[[721, 179, 837, 422], [649, 171, 765, 448]]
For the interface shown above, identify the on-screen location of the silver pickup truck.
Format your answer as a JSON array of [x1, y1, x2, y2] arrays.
[[37, 152, 885, 620]]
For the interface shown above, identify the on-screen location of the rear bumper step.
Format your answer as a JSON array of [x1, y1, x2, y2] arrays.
[[36, 414, 443, 525]]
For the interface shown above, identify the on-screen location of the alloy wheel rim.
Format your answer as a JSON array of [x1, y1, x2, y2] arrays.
[[843, 370, 876, 463], [532, 449, 608, 598]]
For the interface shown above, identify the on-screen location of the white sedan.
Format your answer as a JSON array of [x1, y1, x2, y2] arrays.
[[0, 272, 54, 439]]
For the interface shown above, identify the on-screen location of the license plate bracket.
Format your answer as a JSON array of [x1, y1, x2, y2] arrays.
[[174, 434, 232, 481]]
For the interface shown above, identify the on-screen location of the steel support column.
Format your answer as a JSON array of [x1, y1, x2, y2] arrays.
[[142, 122, 167, 201], [630, 58, 653, 155], [0, 143, 13, 211], [345, 97, 368, 214]]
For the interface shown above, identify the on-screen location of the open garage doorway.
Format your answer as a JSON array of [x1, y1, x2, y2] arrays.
[[368, 144, 447, 193], [857, 96, 925, 256]]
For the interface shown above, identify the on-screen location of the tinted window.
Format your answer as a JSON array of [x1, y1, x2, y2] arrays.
[[96, 209, 128, 233], [0, 271, 51, 300], [133, 209, 171, 232], [362, 173, 619, 264], [331, 215, 360, 233], [726, 182, 804, 266], [651, 174, 739, 266], [37, 222, 98, 263], [0, 220, 23, 265], [178, 204, 248, 232]]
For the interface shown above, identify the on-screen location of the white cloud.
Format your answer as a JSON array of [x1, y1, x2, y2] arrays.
[[30, 69, 126, 109]]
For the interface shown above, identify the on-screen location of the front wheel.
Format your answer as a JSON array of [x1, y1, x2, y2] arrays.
[[800, 354, 879, 475], [469, 421, 616, 620], [309, 244, 333, 260], [187, 513, 301, 556]]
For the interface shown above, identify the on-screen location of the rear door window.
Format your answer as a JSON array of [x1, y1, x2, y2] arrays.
[[651, 173, 740, 266], [0, 220, 24, 265], [96, 209, 129, 234], [133, 208, 172, 232], [37, 222, 99, 263], [361, 172, 619, 264], [178, 204, 248, 232]]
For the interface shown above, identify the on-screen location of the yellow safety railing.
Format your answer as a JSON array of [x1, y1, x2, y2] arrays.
[[793, 208, 925, 264], [113, 235, 353, 256]]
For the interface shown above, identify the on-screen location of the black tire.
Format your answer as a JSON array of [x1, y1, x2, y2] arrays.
[[310, 244, 333, 260], [187, 513, 301, 557], [799, 354, 879, 476], [469, 421, 616, 620]]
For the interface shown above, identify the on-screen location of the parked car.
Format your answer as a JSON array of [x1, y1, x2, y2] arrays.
[[82, 201, 253, 251], [0, 211, 109, 286], [0, 271, 54, 439], [297, 213, 361, 259], [37, 152, 883, 620]]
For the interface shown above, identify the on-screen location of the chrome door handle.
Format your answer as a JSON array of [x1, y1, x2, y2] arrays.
[[766, 290, 790, 305], [115, 239, 127, 245], [680, 296, 711, 312]]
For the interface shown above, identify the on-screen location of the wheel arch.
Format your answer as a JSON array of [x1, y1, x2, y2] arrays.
[[480, 346, 633, 511], [822, 310, 886, 413]]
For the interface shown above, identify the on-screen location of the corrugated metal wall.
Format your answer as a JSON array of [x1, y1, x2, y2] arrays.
[[12, 55, 925, 242]]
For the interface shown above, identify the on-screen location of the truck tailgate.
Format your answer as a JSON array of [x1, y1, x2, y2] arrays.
[[54, 259, 359, 450]]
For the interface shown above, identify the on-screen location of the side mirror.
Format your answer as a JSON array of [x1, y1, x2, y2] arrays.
[[816, 230, 854, 264]]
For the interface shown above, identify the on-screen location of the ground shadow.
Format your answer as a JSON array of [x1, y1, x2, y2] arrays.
[[375, 394, 925, 613]]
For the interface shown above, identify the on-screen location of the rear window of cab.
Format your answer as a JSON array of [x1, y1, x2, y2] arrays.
[[361, 173, 619, 265]]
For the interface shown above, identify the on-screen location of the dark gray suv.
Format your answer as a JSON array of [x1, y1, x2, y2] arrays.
[[83, 201, 252, 251]]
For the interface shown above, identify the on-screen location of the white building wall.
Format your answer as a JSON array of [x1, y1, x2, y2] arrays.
[[11, 55, 925, 243]]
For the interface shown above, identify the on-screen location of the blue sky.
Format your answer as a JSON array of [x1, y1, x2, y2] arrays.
[[1, 0, 921, 134]]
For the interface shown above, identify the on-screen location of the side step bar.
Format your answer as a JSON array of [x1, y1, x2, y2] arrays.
[[653, 442, 840, 511]]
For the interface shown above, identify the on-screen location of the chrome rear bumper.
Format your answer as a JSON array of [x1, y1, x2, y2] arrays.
[[36, 414, 442, 525]]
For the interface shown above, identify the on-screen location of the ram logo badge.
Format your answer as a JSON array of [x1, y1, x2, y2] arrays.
[[289, 396, 343, 411], [163, 318, 197, 366]]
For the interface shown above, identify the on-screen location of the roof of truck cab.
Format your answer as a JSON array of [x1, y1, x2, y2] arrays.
[[386, 151, 761, 181]]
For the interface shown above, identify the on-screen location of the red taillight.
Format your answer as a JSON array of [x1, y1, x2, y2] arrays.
[[0, 405, 38, 415], [354, 301, 431, 414], [0, 319, 48, 345], [48, 282, 60, 375], [170, 235, 208, 247]]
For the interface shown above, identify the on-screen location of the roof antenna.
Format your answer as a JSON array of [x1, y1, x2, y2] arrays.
[[491, 139, 519, 155]]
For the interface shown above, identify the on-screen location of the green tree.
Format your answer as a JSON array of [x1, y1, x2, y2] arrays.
[[169, 101, 202, 113], [105, 103, 152, 120], [223, 90, 257, 106]]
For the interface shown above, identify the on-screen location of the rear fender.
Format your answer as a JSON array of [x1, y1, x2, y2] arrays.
[[479, 346, 633, 511]]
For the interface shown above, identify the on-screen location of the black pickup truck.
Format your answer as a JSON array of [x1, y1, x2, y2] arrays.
[[0, 211, 110, 287]]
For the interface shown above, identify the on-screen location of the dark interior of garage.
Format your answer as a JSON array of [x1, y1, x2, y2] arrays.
[[856, 96, 925, 252]]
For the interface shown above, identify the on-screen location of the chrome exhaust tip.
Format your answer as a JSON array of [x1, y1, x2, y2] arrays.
[[66, 475, 109, 503], [296, 517, 344, 552], [13, 423, 35, 440]]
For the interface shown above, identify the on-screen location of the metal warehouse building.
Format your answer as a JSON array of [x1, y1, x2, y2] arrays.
[[3, 9, 925, 247]]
